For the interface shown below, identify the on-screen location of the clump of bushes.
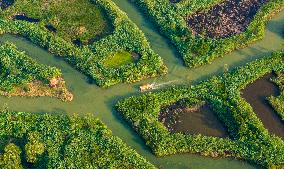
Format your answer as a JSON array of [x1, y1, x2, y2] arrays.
[[0, 0, 112, 44], [116, 51, 284, 168], [0, 42, 73, 101], [268, 72, 284, 121], [0, 111, 156, 168], [0, 42, 60, 92], [0, 0, 167, 87], [132, 0, 283, 67]]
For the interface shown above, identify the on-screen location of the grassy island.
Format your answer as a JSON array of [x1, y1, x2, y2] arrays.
[[117, 51, 284, 168], [0, 111, 155, 168], [0, 42, 73, 101]]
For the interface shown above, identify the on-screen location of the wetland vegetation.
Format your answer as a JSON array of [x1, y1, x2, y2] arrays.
[[102, 50, 137, 68], [0, 42, 72, 101], [1, 0, 112, 44], [0, 0, 167, 87], [0, 0, 283, 168], [0, 111, 155, 168], [269, 72, 284, 121], [131, 0, 284, 67], [117, 51, 284, 168]]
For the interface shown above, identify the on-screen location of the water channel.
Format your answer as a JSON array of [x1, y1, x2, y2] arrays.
[[0, 1, 283, 168]]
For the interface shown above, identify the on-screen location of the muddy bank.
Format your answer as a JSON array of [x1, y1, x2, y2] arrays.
[[159, 100, 228, 137], [0, 78, 73, 102], [241, 73, 284, 138], [186, 0, 268, 39]]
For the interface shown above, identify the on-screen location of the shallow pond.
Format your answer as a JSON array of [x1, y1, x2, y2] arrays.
[[45, 24, 57, 33], [0, 0, 283, 168], [242, 73, 284, 138], [13, 14, 40, 22], [159, 102, 228, 137]]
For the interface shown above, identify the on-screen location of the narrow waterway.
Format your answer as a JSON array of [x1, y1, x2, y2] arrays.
[[0, 1, 283, 168], [242, 73, 284, 139]]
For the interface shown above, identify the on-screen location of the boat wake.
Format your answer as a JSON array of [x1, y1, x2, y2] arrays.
[[140, 80, 178, 92]]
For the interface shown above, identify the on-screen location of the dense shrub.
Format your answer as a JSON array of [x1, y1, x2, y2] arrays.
[[0, 0, 112, 44], [0, 42, 73, 101], [0, 0, 167, 87], [132, 0, 284, 67], [116, 51, 284, 168], [0, 42, 61, 92], [268, 72, 284, 121], [0, 111, 155, 168]]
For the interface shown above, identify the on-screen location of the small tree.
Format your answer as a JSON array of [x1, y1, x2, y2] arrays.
[[0, 143, 22, 169], [25, 132, 45, 163]]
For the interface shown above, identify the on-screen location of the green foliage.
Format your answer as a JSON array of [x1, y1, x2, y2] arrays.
[[0, 42, 61, 92], [116, 51, 284, 168], [0, 143, 22, 169], [25, 132, 45, 163], [269, 72, 284, 121], [0, 0, 112, 43], [269, 96, 284, 120], [0, 0, 167, 87], [102, 50, 134, 68], [0, 111, 156, 168], [132, 0, 284, 67], [175, 0, 224, 15]]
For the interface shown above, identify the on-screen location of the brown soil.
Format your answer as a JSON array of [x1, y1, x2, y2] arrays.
[[159, 100, 228, 137], [186, 0, 268, 39], [131, 52, 141, 61], [241, 73, 284, 138], [0, 78, 73, 102]]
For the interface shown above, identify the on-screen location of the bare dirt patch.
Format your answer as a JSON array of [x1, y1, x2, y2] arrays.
[[0, 77, 73, 102], [186, 0, 268, 39]]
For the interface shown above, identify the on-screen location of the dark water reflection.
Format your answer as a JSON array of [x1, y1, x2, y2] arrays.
[[242, 73, 284, 138], [160, 102, 228, 137], [0, 0, 14, 10], [13, 15, 40, 23]]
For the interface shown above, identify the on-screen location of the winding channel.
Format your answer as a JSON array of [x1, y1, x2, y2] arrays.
[[0, 0, 283, 168]]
